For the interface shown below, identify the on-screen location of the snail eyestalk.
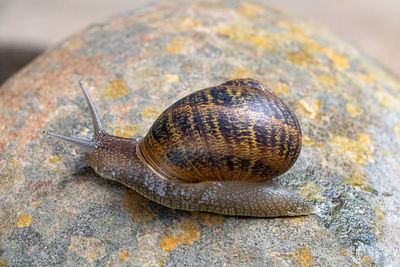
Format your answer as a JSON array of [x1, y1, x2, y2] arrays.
[[43, 80, 105, 150], [78, 80, 104, 135], [43, 130, 98, 150]]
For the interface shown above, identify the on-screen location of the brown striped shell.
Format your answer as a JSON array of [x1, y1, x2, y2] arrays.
[[136, 78, 302, 184]]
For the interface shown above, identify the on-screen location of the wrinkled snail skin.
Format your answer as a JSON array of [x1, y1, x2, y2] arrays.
[[45, 79, 314, 217]]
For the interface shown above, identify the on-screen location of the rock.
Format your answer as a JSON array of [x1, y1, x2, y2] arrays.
[[1, 0, 399, 265]]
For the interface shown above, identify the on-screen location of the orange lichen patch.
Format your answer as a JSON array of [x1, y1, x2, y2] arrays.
[[394, 122, 400, 144], [129, 206, 155, 224], [345, 102, 362, 118], [236, 2, 265, 17], [160, 218, 201, 252], [359, 73, 374, 84], [164, 38, 184, 54], [164, 74, 180, 83], [273, 82, 291, 96], [101, 79, 130, 100], [68, 236, 106, 263], [374, 90, 400, 113], [160, 236, 179, 253], [286, 49, 317, 68], [362, 256, 373, 267], [343, 169, 373, 192], [141, 107, 161, 120], [164, 37, 195, 54], [302, 136, 316, 147], [118, 249, 130, 263], [192, 212, 224, 226], [49, 155, 62, 163], [374, 207, 385, 220], [31, 201, 41, 207], [300, 181, 325, 202], [323, 48, 349, 69], [122, 189, 154, 224], [330, 133, 374, 165], [174, 17, 202, 32], [227, 67, 253, 80], [113, 125, 140, 138], [9, 158, 17, 164], [17, 213, 34, 227], [292, 247, 314, 267], [296, 98, 322, 119]]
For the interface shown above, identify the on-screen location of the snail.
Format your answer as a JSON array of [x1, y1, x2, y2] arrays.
[[45, 78, 313, 217]]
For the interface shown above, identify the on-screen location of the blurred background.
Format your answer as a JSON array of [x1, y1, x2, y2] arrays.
[[0, 0, 399, 85]]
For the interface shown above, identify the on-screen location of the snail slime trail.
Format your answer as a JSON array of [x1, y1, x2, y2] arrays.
[[45, 78, 314, 217]]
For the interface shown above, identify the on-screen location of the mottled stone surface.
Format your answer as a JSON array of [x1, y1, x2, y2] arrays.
[[1, 0, 400, 266]]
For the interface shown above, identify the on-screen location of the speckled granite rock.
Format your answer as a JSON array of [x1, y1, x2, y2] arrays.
[[1, 0, 400, 266]]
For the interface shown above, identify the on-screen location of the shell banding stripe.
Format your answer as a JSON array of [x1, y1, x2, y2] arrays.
[[137, 83, 302, 184]]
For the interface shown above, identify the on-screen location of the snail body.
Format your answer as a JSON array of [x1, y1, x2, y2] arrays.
[[46, 78, 313, 217]]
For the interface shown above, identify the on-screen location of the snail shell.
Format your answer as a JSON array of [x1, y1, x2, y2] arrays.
[[138, 78, 302, 184]]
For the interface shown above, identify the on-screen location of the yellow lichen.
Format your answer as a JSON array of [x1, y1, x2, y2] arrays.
[[343, 169, 373, 192], [341, 250, 348, 256], [49, 155, 62, 163], [118, 249, 130, 263], [17, 213, 34, 228], [249, 35, 272, 49], [31, 201, 41, 207], [141, 107, 161, 120], [0, 259, 7, 267], [316, 74, 336, 86], [174, 17, 201, 32], [360, 73, 374, 84], [292, 247, 314, 267], [236, 3, 265, 17], [122, 189, 154, 224], [374, 90, 400, 113], [296, 98, 322, 119], [113, 125, 140, 138], [160, 218, 201, 252], [362, 256, 373, 267], [228, 67, 253, 80], [101, 79, 130, 100], [330, 133, 374, 165], [192, 212, 224, 226], [66, 40, 84, 51], [302, 136, 316, 147], [286, 49, 317, 67], [273, 82, 290, 96], [165, 74, 180, 83], [217, 23, 272, 50], [345, 102, 362, 118], [374, 208, 385, 220], [300, 181, 325, 202], [9, 158, 17, 164], [394, 122, 400, 144], [324, 48, 349, 69]]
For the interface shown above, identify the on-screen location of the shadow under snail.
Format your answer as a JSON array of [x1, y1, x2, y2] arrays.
[[45, 78, 314, 217]]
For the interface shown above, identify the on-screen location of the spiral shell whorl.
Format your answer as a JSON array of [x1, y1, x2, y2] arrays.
[[137, 79, 302, 184]]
